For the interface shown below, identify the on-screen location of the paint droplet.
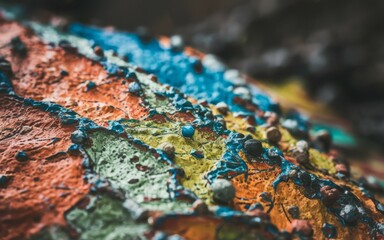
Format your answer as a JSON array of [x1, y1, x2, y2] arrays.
[[60, 69, 69, 76], [158, 142, 175, 159], [85, 81, 96, 92], [181, 125, 195, 138], [93, 46, 104, 57], [211, 179, 236, 204], [340, 204, 359, 224], [128, 82, 142, 94], [170, 35, 184, 52], [244, 139, 263, 156], [71, 130, 87, 144], [265, 126, 282, 143], [288, 206, 300, 219], [0, 175, 8, 188], [192, 199, 209, 215], [296, 140, 309, 151], [320, 186, 340, 206], [15, 150, 28, 162]]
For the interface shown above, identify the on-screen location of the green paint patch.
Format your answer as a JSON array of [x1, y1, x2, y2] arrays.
[[85, 130, 188, 212], [66, 195, 148, 240], [30, 226, 71, 240], [122, 120, 226, 201], [142, 86, 177, 114], [278, 126, 297, 145], [309, 149, 337, 175]]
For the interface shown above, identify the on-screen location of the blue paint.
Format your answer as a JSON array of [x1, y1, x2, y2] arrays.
[[127, 82, 142, 94], [85, 81, 96, 92], [15, 150, 28, 161], [60, 69, 69, 76], [71, 130, 87, 144], [68, 143, 80, 154], [181, 125, 195, 138], [260, 192, 273, 202], [108, 121, 126, 135], [339, 204, 359, 224], [206, 132, 249, 183], [249, 203, 264, 211], [58, 111, 78, 125], [0, 175, 7, 187], [377, 203, 384, 214], [11, 36, 27, 56], [68, 24, 277, 116], [0, 72, 16, 95], [215, 206, 243, 217]]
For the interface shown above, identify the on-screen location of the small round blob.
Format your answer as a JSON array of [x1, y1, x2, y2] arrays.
[[244, 139, 263, 156], [15, 150, 28, 162], [170, 35, 184, 52], [314, 129, 332, 152], [339, 204, 359, 224], [128, 82, 142, 94], [85, 81, 96, 92], [0, 175, 8, 187], [296, 140, 309, 151], [210, 178, 236, 204], [71, 130, 87, 144], [181, 125, 195, 138], [93, 45, 104, 57], [158, 142, 175, 159], [265, 126, 282, 143], [192, 199, 210, 215], [215, 102, 229, 115], [320, 186, 340, 206]]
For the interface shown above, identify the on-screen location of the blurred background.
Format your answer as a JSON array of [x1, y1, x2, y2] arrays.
[[1, 0, 384, 178]]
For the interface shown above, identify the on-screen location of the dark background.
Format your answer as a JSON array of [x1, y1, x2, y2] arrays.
[[2, 0, 384, 146]]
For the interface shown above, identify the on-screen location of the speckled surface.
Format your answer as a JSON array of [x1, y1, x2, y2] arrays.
[[0, 15, 383, 240]]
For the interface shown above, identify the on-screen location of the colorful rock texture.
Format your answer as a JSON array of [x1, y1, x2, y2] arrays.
[[0, 14, 383, 240]]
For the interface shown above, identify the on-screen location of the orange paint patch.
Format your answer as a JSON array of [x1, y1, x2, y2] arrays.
[[155, 215, 280, 239], [155, 216, 219, 239], [231, 152, 375, 238], [0, 22, 149, 125], [0, 95, 90, 240]]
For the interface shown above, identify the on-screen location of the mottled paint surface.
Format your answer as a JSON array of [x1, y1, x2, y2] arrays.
[[0, 15, 383, 240]]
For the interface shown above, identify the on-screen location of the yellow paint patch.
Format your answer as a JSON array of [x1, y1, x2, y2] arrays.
[[122, 120, 226, 200], [309, 149, 337, 174]]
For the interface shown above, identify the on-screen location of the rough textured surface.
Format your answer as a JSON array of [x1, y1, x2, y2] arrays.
[[66, 194, 149, 240], [0, 14, 383, 240], [0, 95, 89, 239]]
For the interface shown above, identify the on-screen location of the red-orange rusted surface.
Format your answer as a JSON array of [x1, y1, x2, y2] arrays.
[[0, 94, 90, 240]]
